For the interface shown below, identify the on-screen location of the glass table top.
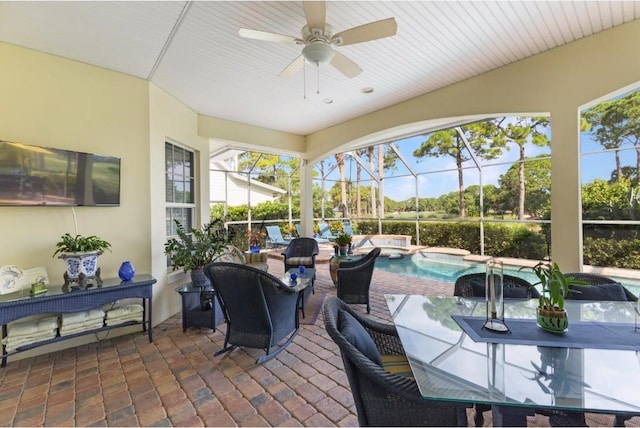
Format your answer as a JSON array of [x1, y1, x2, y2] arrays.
[[385, 295, 640, 414]]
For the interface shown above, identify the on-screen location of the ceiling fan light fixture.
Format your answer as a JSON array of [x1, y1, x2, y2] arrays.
[[302, 43, 334, 65]]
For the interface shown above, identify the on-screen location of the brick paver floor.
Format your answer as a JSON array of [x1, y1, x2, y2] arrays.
[[0, 257, 637, 427]]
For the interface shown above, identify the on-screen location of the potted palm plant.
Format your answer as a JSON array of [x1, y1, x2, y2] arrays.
[[164, 218, 230, 287], [53, 233, 112, 289], [528, 261, 587, 334]]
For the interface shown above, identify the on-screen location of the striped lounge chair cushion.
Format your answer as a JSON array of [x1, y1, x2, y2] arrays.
[[286, 256, 313, 266]]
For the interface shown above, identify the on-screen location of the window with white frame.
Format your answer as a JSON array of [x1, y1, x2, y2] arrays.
[[165, 142, 195, 267]]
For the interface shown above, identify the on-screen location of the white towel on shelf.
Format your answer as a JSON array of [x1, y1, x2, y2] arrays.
[[105, 304, 143, 320], [59, 321, 105, 337], [2, 329, 57, 351], [61, 309, 105, 326], [105, 314, 143, 326], [59, 319, 105, 333], [7, 315, 58, 338]]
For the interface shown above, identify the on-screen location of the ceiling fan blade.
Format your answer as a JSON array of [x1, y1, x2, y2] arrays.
[[330, 51, 362, 78], [280, 55, 305, 78], [303, 1, 326, 31], [239, 28, 301, 45], [332, 17, 397, 46]]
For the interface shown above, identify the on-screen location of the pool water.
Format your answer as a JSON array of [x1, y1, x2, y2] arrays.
[[374, 253, 640, 296]]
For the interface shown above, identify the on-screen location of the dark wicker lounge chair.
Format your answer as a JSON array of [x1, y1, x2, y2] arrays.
[[322, 296, 467, 426], [203, 262, 300, 364], [281, 237, 319, 272], [336, 247, 381, 314], [281, 237, 319, 315]]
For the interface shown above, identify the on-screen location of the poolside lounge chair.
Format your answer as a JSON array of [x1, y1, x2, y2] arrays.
[[343, 223, 355, 236], [266, 225, 291, 247], [318, 222, 337, 240], [295, 224, 330, 243]]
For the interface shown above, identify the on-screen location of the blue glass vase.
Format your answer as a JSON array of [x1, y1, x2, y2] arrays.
[[118, 261, 135, 281]]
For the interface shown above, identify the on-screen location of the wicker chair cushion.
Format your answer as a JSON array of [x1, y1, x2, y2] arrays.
[[381, 354, 414, 379], [338, 309, 382, 366], [285, 256, 313, 266], [567, 283, 628, 301]]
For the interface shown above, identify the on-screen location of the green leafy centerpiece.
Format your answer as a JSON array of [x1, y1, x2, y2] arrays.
[[164, 218, 230, 287], [53, 233, 112, 290], [529, 261, 587, 334]]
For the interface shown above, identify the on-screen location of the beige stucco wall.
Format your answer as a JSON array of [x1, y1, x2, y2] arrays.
[[0, 41, 152, 359], [148, 83, 210, 325]]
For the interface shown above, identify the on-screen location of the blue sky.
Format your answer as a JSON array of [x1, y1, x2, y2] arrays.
[[315, 124, 637, 202]]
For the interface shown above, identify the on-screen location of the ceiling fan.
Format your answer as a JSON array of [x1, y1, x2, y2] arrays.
[[238, 1, 397, 79]]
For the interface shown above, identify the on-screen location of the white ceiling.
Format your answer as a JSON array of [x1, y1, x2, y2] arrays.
[[0, 1, 639, 136]]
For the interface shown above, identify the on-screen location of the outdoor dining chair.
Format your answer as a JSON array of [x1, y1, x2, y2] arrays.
[[336, 247, 381, 314], [265, 225, 291, 247], [322, 296, 468, 426], [453, 272, 540, 426], [203, 262, 300, 364], [454, 273, 541, 299]]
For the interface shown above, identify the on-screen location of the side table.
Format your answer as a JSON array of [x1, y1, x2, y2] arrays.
[[175, 283, 225, 332], [329, 255, 362, 286]]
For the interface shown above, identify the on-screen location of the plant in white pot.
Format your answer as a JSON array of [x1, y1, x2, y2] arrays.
[[528, 261, 587, 334], [164, 218, 230, 287], [53, 233, 112, 289]]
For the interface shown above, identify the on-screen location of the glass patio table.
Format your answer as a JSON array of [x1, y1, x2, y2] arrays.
[[385, 295, 640, 426]]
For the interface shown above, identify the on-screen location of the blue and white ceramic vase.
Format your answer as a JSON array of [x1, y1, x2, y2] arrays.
[[118, 261, 135, 281]]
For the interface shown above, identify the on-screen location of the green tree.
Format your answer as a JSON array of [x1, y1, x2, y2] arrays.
[[583, 99, 627, 182], [475, 117, 550, 220], [497, 155, 551, 219], [413, 125, 505, 218]]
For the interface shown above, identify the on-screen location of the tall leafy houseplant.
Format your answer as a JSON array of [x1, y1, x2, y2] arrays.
[[53, 233, 112, 289], [164, 218, 230, 287], [528, 261, 587, 334]]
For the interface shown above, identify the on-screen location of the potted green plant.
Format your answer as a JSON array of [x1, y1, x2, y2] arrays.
[[164, 218, 230, 287], [53, 233, 112, 288], [334, 231, 352, 256], [527, 261, 587, 334]]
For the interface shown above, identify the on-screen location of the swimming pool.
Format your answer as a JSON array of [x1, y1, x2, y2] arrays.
[[374, 252, 640, 296]]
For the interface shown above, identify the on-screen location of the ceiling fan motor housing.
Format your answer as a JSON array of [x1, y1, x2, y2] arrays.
[[302, 42, 335, 65]]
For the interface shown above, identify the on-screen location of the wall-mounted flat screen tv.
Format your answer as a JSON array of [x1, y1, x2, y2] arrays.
[[0, 140, 121, 206]]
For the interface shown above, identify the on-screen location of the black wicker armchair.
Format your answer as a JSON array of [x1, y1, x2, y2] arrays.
[[322, 296, 467, 426], [336, 247, 381, 314], [454, 272, 540, 299], [564, 272, 637, 302], [281, 237, 319, 272], [203, 262, 300, 364]]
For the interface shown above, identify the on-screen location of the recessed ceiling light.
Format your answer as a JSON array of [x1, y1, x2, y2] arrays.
[[323, 98, 333, 104], [361, 87, 374, 94]]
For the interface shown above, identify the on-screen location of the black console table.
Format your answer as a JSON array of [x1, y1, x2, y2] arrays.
[[0, 274, 156, 367]]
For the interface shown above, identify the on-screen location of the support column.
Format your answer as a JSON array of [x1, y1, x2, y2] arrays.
[[299, 159, 314, 237], [550, 107, 582, 271]]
